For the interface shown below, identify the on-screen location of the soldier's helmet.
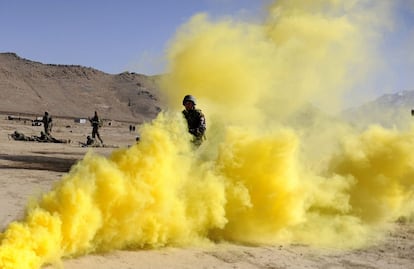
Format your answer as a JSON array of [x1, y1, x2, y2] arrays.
[[182, 95, 197, 105]]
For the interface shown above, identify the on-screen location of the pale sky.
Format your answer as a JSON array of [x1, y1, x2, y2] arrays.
[[0, 0, 265, 75]]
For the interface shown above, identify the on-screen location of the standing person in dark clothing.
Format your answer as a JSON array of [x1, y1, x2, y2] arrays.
[[89, 111, 104, 144], [42, 111, 53, 135], [182, 95, 206, 146]]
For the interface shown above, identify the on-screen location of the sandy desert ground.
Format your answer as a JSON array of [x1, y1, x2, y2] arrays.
[[0, 113, 413, 269]]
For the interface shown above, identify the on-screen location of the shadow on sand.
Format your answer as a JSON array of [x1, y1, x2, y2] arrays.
[[0, 154, 79, 172]]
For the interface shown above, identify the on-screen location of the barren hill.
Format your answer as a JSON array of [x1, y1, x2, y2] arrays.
[[0, 52, 163, 123]]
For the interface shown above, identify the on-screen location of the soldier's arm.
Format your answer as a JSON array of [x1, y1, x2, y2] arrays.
[[195, 111, 206, 136]]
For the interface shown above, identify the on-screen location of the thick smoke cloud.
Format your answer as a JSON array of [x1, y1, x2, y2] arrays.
[[1, 1, 414, 268]]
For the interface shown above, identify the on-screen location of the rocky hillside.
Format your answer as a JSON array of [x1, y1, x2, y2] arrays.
[[0, 52, 163, 123]]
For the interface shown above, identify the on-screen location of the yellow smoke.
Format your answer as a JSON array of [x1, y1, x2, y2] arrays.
[[1, 1, 414, 268]]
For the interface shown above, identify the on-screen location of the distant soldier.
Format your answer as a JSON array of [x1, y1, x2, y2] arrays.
[[35, 131, 68, 143], [10, 131, 31, 141], [182, 95, 206, 146], [42, 111, 53, 135], [35, 131, 49, 142], [86, 135, 96, 146], [89, 111, 104, 144], [80, 135, 101, 147]]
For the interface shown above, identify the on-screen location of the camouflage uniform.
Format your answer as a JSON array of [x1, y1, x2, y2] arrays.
[[42, 112, 52, 135], [182, 95, 206, 146], [182, 108, 206, 145], [35, 131, 49, 142], [80, 136, 101, 147], [35, 132, 66, 143], [11, 131, 31, 141], [89, 111, 103, 144]]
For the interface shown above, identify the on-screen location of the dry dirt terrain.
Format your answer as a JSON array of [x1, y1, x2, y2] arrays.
[[1, 113, 414, 269]]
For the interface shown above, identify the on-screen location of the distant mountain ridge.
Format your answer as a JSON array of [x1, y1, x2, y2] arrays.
[[0, 52, 162, 123], [2, 52, 412, 128], [340, 90, 414, 129]]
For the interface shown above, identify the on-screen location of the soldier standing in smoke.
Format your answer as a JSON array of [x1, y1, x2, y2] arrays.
[[182, 95, 206, 146], [42, 111, 53, 135], [89, 111, 104, 144]]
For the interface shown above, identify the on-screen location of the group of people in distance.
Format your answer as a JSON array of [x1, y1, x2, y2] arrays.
[[9, 111, 69, 143], [47, 110, 104, 146], [10, 94, 206, 147], [10, 110, 103, 146], [83, 94, 207, 147]]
